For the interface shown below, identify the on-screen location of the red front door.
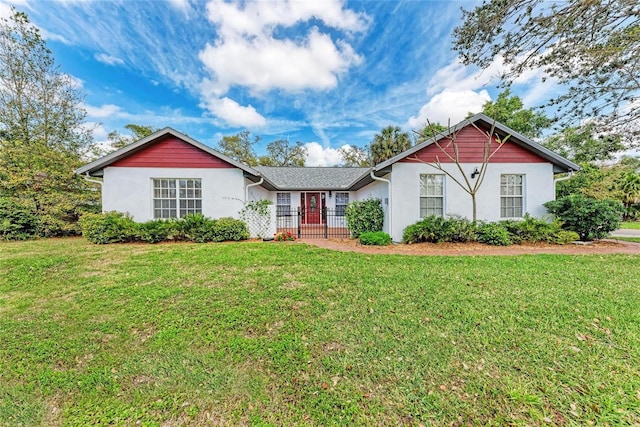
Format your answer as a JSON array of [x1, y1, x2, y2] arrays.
[[305, 192, 322, 224]]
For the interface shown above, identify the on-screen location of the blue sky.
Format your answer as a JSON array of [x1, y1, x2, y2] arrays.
[[1, 0, 558, 165]]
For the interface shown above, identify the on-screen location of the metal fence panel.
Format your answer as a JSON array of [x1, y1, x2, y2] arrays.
[[276, 207, 350, 239]]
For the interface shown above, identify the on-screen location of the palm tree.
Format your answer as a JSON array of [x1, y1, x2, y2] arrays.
[[618, 171, 640, 219], [370, 126, 411, 165]]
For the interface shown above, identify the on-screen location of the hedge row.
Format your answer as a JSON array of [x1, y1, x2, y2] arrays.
[[79, 212, 249, 244], [403, 215, 580, 246]]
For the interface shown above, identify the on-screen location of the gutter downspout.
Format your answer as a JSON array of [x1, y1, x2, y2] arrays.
[[553, 170, 574, 195], [83, 172, 103, 187], [370, 171, 392, 238], [245, 177, 264, 202]]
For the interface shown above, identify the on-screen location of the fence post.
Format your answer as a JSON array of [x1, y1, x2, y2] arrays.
[[323, 207, 328, 238], [297, 207, 301, 239]]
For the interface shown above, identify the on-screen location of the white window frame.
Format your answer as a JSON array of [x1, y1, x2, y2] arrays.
[[276, 192, 291, 217], [500, 174, 525, 218], [152, 178, 202, 219], [420, 174, 445, 218], [335, 192, 349, 216]]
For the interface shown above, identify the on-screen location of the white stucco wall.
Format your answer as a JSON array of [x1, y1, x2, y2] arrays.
[[102, 166, 247, 221], [389, 162, 556, 241]]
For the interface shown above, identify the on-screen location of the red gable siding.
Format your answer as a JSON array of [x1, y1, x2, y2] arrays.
[[401, 125, 546, 164], [111, 136, 235, 168]]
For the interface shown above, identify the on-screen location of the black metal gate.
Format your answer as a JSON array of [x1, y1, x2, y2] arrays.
[[276, 207, 350, 238]]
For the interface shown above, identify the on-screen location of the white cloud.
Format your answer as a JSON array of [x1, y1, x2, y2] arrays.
[[95, 53, 125, 66], [304, 142, 345, 166], [168, 0, 191, 14], [206, 0, 368, 37], [199, 29, 361, 95], [407, 89, 491, 129], [82, 103, 122, 118], [198, 0, 368, 125], [201, 97, 266, 128]]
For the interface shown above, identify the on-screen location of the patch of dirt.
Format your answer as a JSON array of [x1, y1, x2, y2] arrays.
[[300, 238, 640, 256]]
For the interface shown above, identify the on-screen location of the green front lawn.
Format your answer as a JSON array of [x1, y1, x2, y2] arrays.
[[1, 238, 639, 426], [621, 221, 640, 230]]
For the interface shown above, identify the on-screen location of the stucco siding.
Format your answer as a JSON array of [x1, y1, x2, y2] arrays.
[[102, 166, 246, 221], [390, 162, 555, 241]]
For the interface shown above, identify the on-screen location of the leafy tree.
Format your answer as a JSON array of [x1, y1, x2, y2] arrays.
[[215, 130, 260, 166], [414, 122, 447, 144], [107, 124, 157, 150], [453, 0, 640, 136], [338, 144, 371, 167], [478, 89, 552, 139], [259, 139, 307, 167], [544, 123, 625, 164], [0, 8, 97, 237], [370, 125, 411, 165], [0, 9, 92, 153]]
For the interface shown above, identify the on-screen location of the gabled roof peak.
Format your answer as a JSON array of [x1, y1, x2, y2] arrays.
[[75, 127, 260, 177]]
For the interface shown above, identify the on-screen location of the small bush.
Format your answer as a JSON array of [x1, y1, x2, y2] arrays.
[[136, 220, 174, 243], [212, 217, 250, 242], [180, 213, 217, 243], [476, 222, 512, 246], [79, 212, 138, 244], [359, 231, 392, 246], [545, 195, 624, 241], [274, 231, 296, 241], [0, 197, 38, 240], [552, 230, 580, 244], [345, 198, 384, 238]]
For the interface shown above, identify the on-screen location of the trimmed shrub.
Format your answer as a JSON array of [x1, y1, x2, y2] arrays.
[[180, 213, 217, 243], [345, 198, 384, 238], [359, 231, 392, 246], [476, 222, 512, 246], [136, 219, 175, 243], [212, 217, 250, 242], [79, 212, 138, 244], [402, 215, 475, 244], [0, 197, 38, 240], [80, 212, 250, 244], [545, 195, 624, 241]]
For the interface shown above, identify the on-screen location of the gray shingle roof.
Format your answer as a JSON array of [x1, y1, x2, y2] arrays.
[[255, 166, 371, 190]]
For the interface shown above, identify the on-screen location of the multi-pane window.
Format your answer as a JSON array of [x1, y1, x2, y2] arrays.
[[500, 174, 524, 218], [276, 192, 291, 217], [153, 179, 201, 219], [420, 174, 444, 217], [335, 192, 349, 216]]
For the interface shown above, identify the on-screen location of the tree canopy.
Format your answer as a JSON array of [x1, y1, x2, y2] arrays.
[[216, 132, 307, 167], [453, 0, 640, 136], [478, 89, 552, 139], [107, 124, 157, 151], [338, 144, 371, 167], [370, 125, 411, 165], [259, 139, 307, 167], [215, 130, 260, 166], [0, 8, 97, 238], [543, 123, 625, 164]]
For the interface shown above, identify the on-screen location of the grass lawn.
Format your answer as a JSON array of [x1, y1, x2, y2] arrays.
[[620, 221, 640, 230], [1, 238, 639, 426]]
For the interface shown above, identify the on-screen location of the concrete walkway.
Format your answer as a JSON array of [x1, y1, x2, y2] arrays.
[[610, 228, 640, 237]]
